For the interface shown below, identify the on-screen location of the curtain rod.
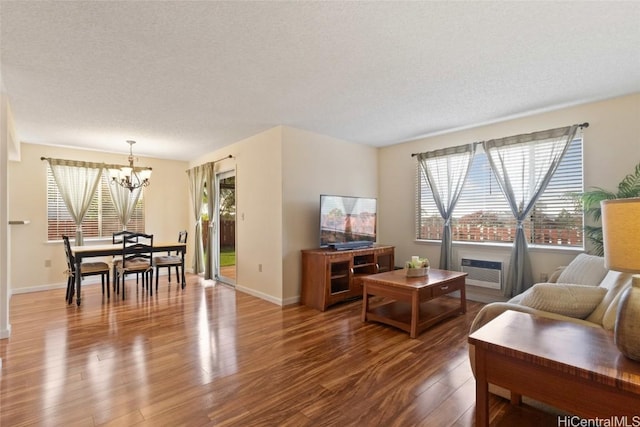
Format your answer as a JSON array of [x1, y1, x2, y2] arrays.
[[40, 157, 152, 170], [410, 142, 481, 158], [211, 154, 233, 164], [185, 154, 234, 173], [200, 154, 234, 168], [410, 122, 589, 157]]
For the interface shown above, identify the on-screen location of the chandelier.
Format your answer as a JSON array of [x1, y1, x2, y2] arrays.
[[109, 140, 152, 192]]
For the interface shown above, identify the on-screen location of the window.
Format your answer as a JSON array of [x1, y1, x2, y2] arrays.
[[47, 167, 145, 241], [416, 138, 583, 247]]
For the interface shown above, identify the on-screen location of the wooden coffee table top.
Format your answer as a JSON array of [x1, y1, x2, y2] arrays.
[[469, 310, 640, 395], [363, 268, 467, 290]]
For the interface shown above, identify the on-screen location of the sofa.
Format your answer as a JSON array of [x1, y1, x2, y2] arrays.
[[468, 253, 633, 408]]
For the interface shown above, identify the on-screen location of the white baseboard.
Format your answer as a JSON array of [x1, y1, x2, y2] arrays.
[[0, 325, 12, 339], [234, 284, 283, 306], [12, 281, 70, 295], [10, 268, 181, 295], [282, 295, 300, 306], [215, 282, 300, 308], [9, 272, 300, 311]]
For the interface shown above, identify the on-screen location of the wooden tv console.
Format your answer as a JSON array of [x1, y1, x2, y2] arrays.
[[301, 245, 395, 311]]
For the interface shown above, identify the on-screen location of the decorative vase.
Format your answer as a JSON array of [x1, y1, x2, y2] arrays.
[[406, 267, 429, 278], [615, 277, 640, 361]]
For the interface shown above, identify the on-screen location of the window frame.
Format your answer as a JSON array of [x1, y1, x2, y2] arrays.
[[46, 166, 145, 242], [415, 137, 584, 249]]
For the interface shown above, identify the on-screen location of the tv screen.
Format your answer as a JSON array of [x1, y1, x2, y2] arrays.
[[319, 195, 377, 249]]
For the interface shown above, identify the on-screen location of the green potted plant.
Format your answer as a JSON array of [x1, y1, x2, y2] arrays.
[[580, 162, 640, 256]]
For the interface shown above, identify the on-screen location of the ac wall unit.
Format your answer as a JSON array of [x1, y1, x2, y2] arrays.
[[460, 258, 503, 290]]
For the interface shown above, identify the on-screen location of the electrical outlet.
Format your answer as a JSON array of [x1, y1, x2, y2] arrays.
[[258, 264, 262, 273], [44, 259, 52, 268], [540, 273, 548, 282]]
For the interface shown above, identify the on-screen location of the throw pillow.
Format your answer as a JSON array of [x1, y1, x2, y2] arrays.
[[556, 253, 608, 287], [602, 290, 625, 331], [600, 277, 633, 330], [520, 283, 607, 319], [586, 271, 633, 326]]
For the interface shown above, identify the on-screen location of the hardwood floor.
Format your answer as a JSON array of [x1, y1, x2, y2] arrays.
[[0, 275, 556, 426]]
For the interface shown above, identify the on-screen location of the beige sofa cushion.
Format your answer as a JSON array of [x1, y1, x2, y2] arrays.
[[556, 253, 608, 287], [602, 291, 624, 331], [520, 283, 607, 319], [585, 270, 633, 327]]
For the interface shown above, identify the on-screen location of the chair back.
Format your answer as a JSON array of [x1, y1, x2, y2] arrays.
[[62, 235, 75, 273], [122, 232, 154, 269], [113, 230, 137, 244], [163, 230, 188, 256]]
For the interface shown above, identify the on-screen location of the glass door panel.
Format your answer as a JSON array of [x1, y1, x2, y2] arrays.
[[216, 170, 236, 285]]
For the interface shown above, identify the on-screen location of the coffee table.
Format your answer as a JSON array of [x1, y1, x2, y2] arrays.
[[361, 268, 467, 338], [469, 310, 640, 426]]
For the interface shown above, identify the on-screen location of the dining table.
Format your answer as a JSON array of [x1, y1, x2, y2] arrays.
[[70, 241, 187, 306]]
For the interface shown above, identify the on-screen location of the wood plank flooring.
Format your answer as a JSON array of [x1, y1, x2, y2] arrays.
[[0, 274, 557, 426]]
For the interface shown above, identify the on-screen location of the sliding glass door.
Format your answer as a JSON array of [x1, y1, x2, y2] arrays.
[[215, 170, 236, 285]]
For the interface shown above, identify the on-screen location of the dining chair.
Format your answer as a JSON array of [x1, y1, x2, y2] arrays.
[[114, 232, 154, 299], [62, 235, 111, 304], [152, 230, 188, 292], [112, 230, 137, 293]]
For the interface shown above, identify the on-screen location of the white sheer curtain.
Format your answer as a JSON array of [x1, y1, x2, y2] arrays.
[[187, 165, 206, 274], [417, 144, 476, 270], [204, 163, 216, 280], [106, 179, 143, 230], [45, 158, 103, 245], [483, 125, 579, 297]]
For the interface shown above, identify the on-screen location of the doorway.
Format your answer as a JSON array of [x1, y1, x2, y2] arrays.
[[215, 170, 236, 285]]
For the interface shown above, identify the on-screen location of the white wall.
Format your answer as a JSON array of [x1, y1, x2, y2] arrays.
[[379, 93, 640, 289], [281, 126, 378, 303], [8, 143, 190, 293]]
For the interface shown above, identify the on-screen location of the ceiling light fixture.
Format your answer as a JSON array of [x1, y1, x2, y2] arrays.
[[110, 140, 152, 192]]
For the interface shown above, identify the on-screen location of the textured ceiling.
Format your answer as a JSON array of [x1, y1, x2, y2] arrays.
[[1, 1, 639, 161]]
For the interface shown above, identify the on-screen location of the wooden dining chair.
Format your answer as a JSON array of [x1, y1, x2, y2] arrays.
[[114, 232, 154, 299], [62, 235, 111, 304], [153, 230, 188, 292], [111, 230, 137, 293]]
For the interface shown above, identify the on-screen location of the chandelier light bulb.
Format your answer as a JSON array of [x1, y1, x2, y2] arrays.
[[111, 140, 152, 192]]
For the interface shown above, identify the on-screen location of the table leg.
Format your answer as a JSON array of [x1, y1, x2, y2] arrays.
[[67, 275, 75, 304], [460, 281, 467, 314], [410, 291, 419, 338], [475, 348, 489, 427], [510, 392, 522, 405], [181, 250, 186, 288], [361, 283, 369, 322], [75, 257, 82, 306]]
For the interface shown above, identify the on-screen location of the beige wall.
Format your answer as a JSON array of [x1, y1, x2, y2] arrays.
[[189, 126, 284, 303], [189, 125, 378, 305], [281, 126, 378, 303], [5, 123, 376, 307], [378, 93, 640, 287], [8, 143, 190, 293], [4, 94, 637, 311], [1, 92, 11, 338]]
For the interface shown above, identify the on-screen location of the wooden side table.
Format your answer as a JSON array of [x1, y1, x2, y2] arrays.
[[469, 311, 640, 426]]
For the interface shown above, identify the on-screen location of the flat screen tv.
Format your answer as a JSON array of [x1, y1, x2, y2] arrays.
[[319, 195, 377, 250]]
